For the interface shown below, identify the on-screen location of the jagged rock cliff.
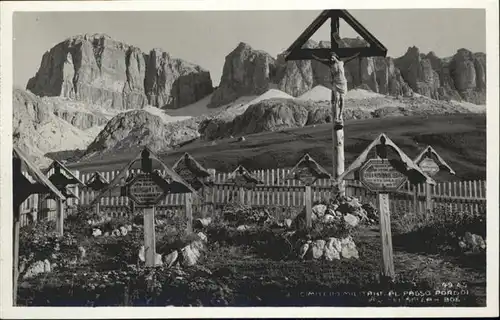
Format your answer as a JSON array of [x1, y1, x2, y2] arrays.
[[27, 34, 214, 110], [144, 49, 213, 109], [210, 39, 485, 107], [208, 42, 277, 108]]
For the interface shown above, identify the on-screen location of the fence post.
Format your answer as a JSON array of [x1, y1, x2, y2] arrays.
[[305, 185, 312, 228], [56, 198, 64, 236], [239, 186, 245, 205], [185, 193, 193, 233], [425, 183, 432, 217], [413, 184, 418, 215]]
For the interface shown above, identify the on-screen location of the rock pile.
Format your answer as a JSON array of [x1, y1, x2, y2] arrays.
[[22, 259, 52, 279], [298, 236, 359, 261], [138, 232, 208, 267], [293, 196, 378, 229], [92, 223, 133, 238], [458, 232, 486, 253]]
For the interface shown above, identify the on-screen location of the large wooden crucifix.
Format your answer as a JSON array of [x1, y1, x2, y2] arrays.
[[284, 10, 387, 196]]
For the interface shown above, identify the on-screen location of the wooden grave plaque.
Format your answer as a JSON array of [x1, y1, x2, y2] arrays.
[[338, 133, 435, 280], [285, 154, 332, 228]]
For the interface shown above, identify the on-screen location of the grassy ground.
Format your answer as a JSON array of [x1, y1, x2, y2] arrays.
[[67, 113, 486, 181], [200, 225, 486, 306], [17, 203, 486, 307]]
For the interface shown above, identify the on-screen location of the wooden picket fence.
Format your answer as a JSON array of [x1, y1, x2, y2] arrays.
[[19, 168, 486, 226]]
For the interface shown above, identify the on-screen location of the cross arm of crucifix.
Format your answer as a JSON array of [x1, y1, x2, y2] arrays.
[[311, 52, 361, 65]]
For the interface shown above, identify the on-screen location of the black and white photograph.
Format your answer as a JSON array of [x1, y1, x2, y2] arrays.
[[1, 0, 498, 317]]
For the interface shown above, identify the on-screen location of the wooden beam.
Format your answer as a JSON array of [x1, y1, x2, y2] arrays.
[[284, 10, 332, 54], [338, 10, 387, 54], [56, 198, 64, 236], [331, 15, 346, 197], [286, 47, 386, 61], [13, 206, 20, 306], [378, 192, 395, 279], [185, 193, 193, 233], [305, 185, 312, 228], [143, 206, 156, 267]]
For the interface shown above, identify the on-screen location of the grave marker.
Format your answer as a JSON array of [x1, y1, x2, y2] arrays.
[[172, 153, 214, 214], [12, 147, 66, 306], [227, 165, 263, 205], [90, 147, 198, 267], [338, 134, 435, 279], [285, 154, 332, 228], [413, 145, 455, 215], [44, 160, 84, 236], [84, 172, 110, 215]]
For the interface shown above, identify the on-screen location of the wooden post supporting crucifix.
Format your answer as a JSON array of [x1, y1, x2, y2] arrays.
[[338, 134, 435, 280], [284, 10, 387, 198], [12, 147, 66, 306], [285, 154, 332, 229]]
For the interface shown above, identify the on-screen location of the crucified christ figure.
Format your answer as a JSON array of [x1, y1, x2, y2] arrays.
[[312, 51, 360, 129]]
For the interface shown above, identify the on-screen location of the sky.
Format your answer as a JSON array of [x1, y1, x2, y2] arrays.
[[13, 9, 486, 88]]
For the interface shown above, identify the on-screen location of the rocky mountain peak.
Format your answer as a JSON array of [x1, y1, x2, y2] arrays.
[[208, 42, 277, 108], [26, 34, 213, 110]]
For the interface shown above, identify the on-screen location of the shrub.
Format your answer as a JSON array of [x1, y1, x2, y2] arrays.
[[392, 206, 486, 254], [221, 203, 274, 226], [18, 221, 80, 276], [17, 264, 231, 306]]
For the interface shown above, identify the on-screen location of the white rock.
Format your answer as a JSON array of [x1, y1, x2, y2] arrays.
[[458, 241, 467, 250], [197, 232, 208, 243], [328, 237, 343, 252], [344, 214, 360, 228], [311, 239, 326, 259], [340, 237, 359, 259], [322, 214, 335, 223], [164, 251, 179, 268], [92, 228, 102, 237], [237, 225, 249, 231], [191, 240, 205, 252], [78, 246, 86, 259], [181, 245, 198, 266], [324, 239, 341, 261], [119, 226, 128, 236], [312, 204, 327, 218], [23, 261, 45, 279], [43, 259, 51, 273], [299, 243, 310, 259], [195, 218, 212, 228], [190, 245, 201, 259], [138, 246, 145, 262]]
